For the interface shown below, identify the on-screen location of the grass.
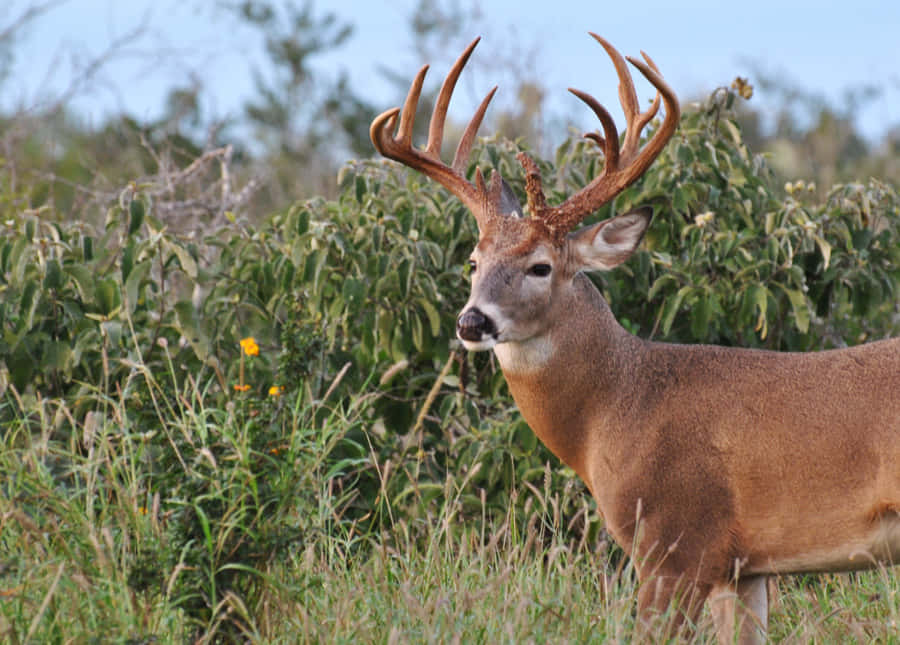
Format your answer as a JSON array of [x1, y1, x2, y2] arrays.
[[1, 366, 898, 643]]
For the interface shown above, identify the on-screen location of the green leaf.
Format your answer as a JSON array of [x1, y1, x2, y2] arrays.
[[690, 291, 712, 340], [128, 199, 145, 236], [341, 277, 365, 309], [174, 300, 210, 360], [647, 274, 678, 302], [747, 284, 770, 339], [121, 241, 135, 281], [411, 312, 424, 352], [0, 240, 10, 274], [723, 119, 742, 145], [418, 298, 441, 337], [66, 265, 94, 302], [376, 310, 393, 352], [512, 419, 537, 454], [397, 258, 411, 298], [43, 258, 63, 290], [94, 278, 121, 316], [295, 208, 310, 236], [164, 239, 198, 279], [813, 235, 832, 271], [9, 237, 29, 284], [672, 187, 688, 215], [8, 344, 34, 390], [852, 228, 873, 252], [42, 340, 72, 374], [776, 285, 810, 334], [661, 285, 692, 336], [125, 261, 152, 313], [101, 320, 123, 347], [19, 280, 40, 332]]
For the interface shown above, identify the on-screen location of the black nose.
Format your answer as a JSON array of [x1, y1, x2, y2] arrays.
[[456, 307, 496, 341]]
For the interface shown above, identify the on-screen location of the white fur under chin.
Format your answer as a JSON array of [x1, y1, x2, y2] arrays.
[[493, 335, 554, 374]]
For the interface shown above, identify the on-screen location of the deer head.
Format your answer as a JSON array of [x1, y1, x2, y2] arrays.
[[370, 33, 679, 354]]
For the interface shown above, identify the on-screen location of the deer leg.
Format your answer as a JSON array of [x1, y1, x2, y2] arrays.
[[636, 575, 707, 640], [709, 575, 768, 644]]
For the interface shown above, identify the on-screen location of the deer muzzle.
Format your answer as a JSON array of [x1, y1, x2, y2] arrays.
[[456, 307, 497, 348]]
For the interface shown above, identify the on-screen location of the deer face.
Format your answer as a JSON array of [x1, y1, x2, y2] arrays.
[[369, 33, 676, 352], [456, 206, 652, 351], [457, 216, 558, 350]]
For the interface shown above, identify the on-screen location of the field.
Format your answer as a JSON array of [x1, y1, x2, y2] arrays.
[[2, 375, 898, 642]]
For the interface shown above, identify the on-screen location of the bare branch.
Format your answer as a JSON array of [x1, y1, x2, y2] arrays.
[[30, 20, 151, 115], [0, 0, 66, 45]]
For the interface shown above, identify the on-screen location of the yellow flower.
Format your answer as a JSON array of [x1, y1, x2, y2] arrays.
[[233, 384, 251, 392], [268, 385, 283, 397], [240, 337, 259, 356]]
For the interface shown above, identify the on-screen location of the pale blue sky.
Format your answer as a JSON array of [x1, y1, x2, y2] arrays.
[[4, 0, 899, 143]]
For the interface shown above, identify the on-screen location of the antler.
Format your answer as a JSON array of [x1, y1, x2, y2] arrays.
[[370, 38, 507, 227], [520, 32, 680, 237]]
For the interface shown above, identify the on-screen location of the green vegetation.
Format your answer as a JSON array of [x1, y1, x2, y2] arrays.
[[2, 71, 899, 641]]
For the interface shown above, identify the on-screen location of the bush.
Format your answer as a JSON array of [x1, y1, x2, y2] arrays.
[[2, 84, 899, 639], [3, 85, 900, 528]]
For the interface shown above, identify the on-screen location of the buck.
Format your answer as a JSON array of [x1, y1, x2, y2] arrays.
[[370, 34, 900, 643]]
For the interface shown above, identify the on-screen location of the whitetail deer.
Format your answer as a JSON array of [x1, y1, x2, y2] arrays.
[[370, 34, 900, 643]]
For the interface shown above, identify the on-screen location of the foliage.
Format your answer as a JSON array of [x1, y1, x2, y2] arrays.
[[0, 358, 377, 640], [0, 191, 225, 411], [607, 90, 900, 350], [2, 83, 900, 640], [4, 84, 900, 522]]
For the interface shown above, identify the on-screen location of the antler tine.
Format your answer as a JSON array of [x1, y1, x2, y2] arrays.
[[523, 34, 680, 237], [568, 88, 620, 172], [622, 54, 679, 169], [590, 33, 639, 123], [398, 65, 429, 146], [452, 85, 498, 174], [618, 52, 662, 165], [426, 37, 479, 158], [370, 37, 501, 222]]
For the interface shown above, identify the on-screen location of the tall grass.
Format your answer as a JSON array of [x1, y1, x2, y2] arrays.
[[1, 355, 897, 643]]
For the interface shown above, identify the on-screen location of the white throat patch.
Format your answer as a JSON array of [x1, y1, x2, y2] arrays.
[[494, 335, 554, 374]]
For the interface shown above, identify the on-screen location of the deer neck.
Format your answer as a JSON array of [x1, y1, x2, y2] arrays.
[[492, 274, 638, 485]]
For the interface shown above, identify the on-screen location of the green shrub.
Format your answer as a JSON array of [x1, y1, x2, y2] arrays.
[[3, 85, 899, 536], [2, 84, 900, 640]]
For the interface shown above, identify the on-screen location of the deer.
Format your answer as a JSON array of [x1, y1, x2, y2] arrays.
[[370, 33, 900, 643]]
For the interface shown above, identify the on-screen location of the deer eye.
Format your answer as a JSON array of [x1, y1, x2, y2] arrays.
[[467, 260, 477, 274], [528, 263, 552, 277]]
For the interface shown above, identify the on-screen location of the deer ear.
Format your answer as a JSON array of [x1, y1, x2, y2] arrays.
[[499, 178, 524, 218], [569, 207, 652, 270]]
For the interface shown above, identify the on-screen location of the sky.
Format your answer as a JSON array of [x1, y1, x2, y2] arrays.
[[4, 0, 899, 145]]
